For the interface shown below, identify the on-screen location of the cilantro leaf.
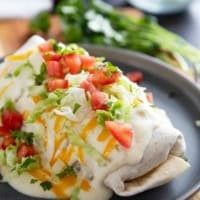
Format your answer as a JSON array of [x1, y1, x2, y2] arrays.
[[72, 103, 81, 114], [56, 165, 76, 178], [30, 179, 38, 184], [4, 99, 14, 111], [16, 157, 39, 174], [40, 181, 52, 191], [35, 63, 47, 85], [11, 131, 34, 145]]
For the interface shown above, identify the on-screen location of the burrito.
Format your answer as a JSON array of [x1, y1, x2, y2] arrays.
[[0, 36, 189, 200]]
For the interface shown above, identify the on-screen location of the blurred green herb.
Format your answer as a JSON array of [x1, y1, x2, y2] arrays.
[[30, 0, 200, 76]]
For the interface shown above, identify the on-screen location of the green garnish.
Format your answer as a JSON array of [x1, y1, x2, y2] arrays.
[[40, 181, 53, 191], [4, 99, 14, 110], [31, 0, 200, 76], [34, 63, 47, 85], [16, 157, 39, 174], [56, 165, 76, 178], [72, 103, 81, 114], [104, 62, 118, 77], [96, 110, 113, 125], [70, 186, 80, 200], [30, 11, 50, 34], [11, 131, 34, 145], [30, 179, 38, 184], [13, 62, 32, 77]]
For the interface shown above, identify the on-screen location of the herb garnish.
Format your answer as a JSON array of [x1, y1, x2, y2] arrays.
[[72, 103, 81, 114], [56, 165, 76, 178], [30, 179, 38, 184], [11, 131, 34, 145], [35, 63, 47, 85], [40, 181, 53, 191]]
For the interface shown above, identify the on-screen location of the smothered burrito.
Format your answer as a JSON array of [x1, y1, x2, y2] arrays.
[[0, 36, 189, 199]]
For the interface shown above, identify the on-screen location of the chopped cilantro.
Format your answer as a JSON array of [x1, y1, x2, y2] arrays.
[[16, 157, 39, 174], [35, 63, 47, 85], [72, 103, 81, 114], [11, 131, 34, 145], [30, 179, 38, 184], [56, 165, 76, 179], [40, 181, 52, 191]]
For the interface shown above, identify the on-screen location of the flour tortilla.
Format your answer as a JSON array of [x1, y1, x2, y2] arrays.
[[104, 121, 190, 196]]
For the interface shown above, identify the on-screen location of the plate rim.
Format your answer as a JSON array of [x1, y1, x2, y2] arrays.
[[82, 44, 200, 200], [0, 45, 200, 200]]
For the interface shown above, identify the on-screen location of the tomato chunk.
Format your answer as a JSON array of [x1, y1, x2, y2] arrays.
[[92, 68, 120, 86], [1, 135, 16, 150], [17, 143, 36, 161], [146, 92, 154, 104], [91, 91, 107, 110], [126, 71, 143, 83], [105, 121, 133, 148], [62, 54, 81, 74], [43, 52, 62, 61], [80, 55, 96, 72], [80, 79, 97, 94], [2, 110, 23, 130], [46, 61, 64, 78], [0, 126, 10, 136], [47, 79, 68, 92], [38, 42, 53, 53]]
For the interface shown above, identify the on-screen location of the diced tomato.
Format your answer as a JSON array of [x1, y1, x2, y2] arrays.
[[80, 55, 96, 72], [43, 52, 62, 61], [17, 143, 36, 161], [0, 126, 10, 137], [46, 61, 64, 78], [38, 42, 53, 53], [146, 92, 154, 104], [105, 121, 133, 148], [62, 54, 81, 74], [2, 110, 23, 130], [126, 71, 143, 83], [47, 79, 68, 92], [80, 79, 97, 94], [91, 91, 107, 110], [1, 135, 16, 150], [92, 68, 120, 86]]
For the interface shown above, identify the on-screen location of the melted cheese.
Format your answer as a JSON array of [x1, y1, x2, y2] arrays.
[[80, 117, 97, 140], [103, 138, 117, 158], [52, 176, 77, 198], [97, 128, 110, 142], [6, 50, 33, 61]]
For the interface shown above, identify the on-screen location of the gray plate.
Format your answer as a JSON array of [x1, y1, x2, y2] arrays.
[[0, 46, 200, 200]]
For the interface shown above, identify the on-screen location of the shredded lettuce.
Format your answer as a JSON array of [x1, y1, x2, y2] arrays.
[[66, 130, 106, 166], [28, 85, 47, 98], [5, 146, 17, 167], [70, 186, 80, 200], [0, 150, 6, 165], [27, 90, 67, 123], [13, 62, 33, 77]]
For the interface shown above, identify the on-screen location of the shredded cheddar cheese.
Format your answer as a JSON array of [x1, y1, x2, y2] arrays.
[[6, 50, 33, 61]]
